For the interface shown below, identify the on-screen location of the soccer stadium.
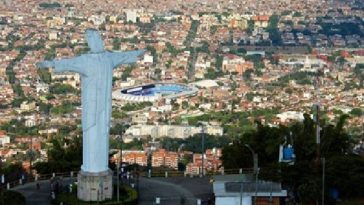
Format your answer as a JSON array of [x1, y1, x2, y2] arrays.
[[112, 83, 198, 102]]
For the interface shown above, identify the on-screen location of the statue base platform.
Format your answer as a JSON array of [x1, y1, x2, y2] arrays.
[[77, 170, 113, 201]]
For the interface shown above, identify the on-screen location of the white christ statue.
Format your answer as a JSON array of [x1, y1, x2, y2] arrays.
[[37, 29, 144, 174]]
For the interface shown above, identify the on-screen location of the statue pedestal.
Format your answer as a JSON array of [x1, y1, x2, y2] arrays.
[[77, 170, 113, 201]]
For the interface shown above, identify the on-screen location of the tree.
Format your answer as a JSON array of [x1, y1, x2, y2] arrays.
[[182, 101, 189, 109], [349, 108, 363, 117], [113, 38, 121, 50], [215, 55, 223, 70], [354, 64, 364, 87], [266, 15, 282, 45], [165, 42, 180, 56], [50, 83, 77, 95], [0, 191, 26, 205], [121, 65, 135, 81], [37, 68, 51, 83], [146, 45, 158, 64], [34, 136, 82, 174], [221, 114, 364, 202]]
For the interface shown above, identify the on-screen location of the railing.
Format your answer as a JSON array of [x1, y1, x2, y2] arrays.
[[141, 168, 255, 178], [0, 168, 256, 190], [0, 171, 78, 191]]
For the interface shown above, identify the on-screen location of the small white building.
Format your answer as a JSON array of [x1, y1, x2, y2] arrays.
[[276, 111, 304, 122], [213, 175, 287, 205], [20, 101, 36, 111], [36, 82, 49, 94], [48, 32, 58, 40], [125, 124, 223, 139], [126, 10, 137, 23], [143, 54, 154, 64], [0, 133, 10, 146]]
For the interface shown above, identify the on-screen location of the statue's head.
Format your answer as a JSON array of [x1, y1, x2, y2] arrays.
[[85, 28, 104, 53]]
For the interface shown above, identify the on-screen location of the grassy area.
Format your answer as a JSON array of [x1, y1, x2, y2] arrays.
[[0, 190, 26, 205], [51, 185, 137, 205]]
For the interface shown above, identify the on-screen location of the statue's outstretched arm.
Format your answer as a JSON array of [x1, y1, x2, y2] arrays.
[[106, 50, 145, 68], [36, 56, 87, 76]]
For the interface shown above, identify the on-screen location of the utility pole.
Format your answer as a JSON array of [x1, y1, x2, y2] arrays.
[[315, 103, 321, 160], [117, 125, 124, 202], [322, 157, 325, 205], [244, 144, 258, 205], [201, 125, 205, 177], [116, 156, 120, 202], [240, 180, 243, 205], [197, 121, 207, 177], [314, 58, 322, 205]]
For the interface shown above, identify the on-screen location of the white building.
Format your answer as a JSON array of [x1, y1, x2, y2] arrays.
[[213, 175, 287, 205], [25, 119, 36, 127], [143, 54, 154, 64], [276, 111, 304, 122], [88, 15, 105, 26], [36, 82, 49, 94], [126, 10, 137, 23], [0, 134, 10, 146], [20, 101, 36, 111], [48, 32, 58, 40], [125, 124, 223, 139]]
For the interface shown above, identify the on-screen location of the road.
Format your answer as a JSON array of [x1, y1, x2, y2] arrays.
[[12, 180, 52, 205], [11, 176, 212, 205], [138, 176, 213, 205]]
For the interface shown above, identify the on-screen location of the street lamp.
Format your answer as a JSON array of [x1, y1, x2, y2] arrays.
[[244, 144, 259, 205], [244, 144, 258, 174], [116, 151, 120, 202], [197, 121, 207, 177], [117, 125, 126, 202]]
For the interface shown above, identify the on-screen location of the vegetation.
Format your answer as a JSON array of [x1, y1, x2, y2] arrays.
[[274, 71, 316, 86], [247, 20, 254, 35], [215, 55, 223, 70], [184, 20, 199, 47], [121, 65, 135, 81], [353, 64, 364, 87], [160, 135, 229, 153], [50, 83, 78, 95], [319, 22, 363, 37], [0, 191, 26, 205], [120, 102, 153, 112], [204, 68, 224, 80], [51, 185, 137, 205], [0, 162, 26, 184], [112, 109, 127, 119], [266, 15, 282, 45], [37, 68, 52, 83], [183, 109, 279, 132], [165, 42, 181, 56], [39, 2, 61, 9], [221, 114, 364, 203], [0, 119, 39, 136], [244, 54, 264, 74], [44, 43, 68, 60], [34, 136, 82, 174], [146, 45, 158, 64], [51, 101, 79, 115], [350, 108, 363, 117], [6, 51, 26, 97], [112, 38, 121, 50]]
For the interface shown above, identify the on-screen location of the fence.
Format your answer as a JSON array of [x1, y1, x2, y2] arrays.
[[0, 170, 78, 191], [142, 168, 255, 178], [0, 167, 255, 190]]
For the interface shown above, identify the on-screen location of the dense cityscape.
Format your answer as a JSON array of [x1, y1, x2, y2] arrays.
[[0, 0, 363, 204]]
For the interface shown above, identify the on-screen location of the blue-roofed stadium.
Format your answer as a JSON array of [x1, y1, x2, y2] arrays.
[[112, 83, 198, 102]]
